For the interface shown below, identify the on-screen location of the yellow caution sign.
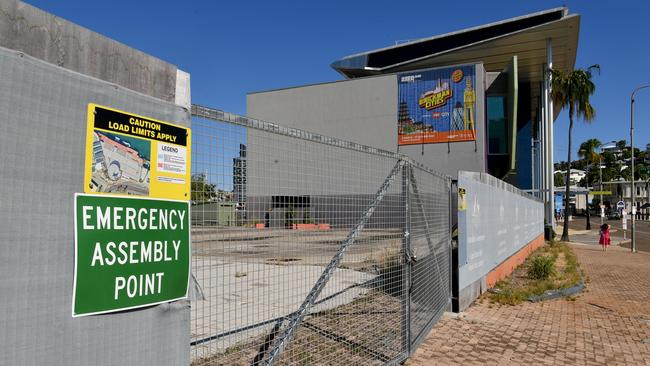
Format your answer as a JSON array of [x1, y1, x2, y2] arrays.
[[83, 104, 191, 201]]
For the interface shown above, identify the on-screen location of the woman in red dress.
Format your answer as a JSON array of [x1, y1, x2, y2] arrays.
[[599, 223, 611, 251]]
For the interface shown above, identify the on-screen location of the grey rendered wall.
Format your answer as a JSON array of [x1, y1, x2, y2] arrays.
[[0, 47, 189, 365], [247, 64, 486, 178], [244, 126, 404, 228], [247, 75, 398, 153], [456, 171, 543, 310], [0, 0, 178, 102]]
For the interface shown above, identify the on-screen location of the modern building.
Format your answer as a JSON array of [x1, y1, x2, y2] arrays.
[[248, 7, 580, 226], [245, 7, 580, 311]]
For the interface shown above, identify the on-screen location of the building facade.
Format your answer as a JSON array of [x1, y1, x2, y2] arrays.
[[247, 7, 580, 227]]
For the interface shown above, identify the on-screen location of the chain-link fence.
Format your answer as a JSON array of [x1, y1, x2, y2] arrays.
[[189, 105, 451, 365]]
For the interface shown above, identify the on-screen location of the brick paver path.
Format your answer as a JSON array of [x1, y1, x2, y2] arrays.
[[409, 244, 650, 365]]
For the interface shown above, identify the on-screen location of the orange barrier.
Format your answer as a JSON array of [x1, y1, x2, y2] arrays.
[[255, 223, 265, 229], [485, 234, 545, 288], [291, 224, 331, 231]]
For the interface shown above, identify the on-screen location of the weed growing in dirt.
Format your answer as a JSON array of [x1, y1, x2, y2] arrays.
[[489, 242, 582, 305], [527, 255, 556, 280]]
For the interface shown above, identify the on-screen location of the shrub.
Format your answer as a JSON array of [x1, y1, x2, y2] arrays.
[[527, 255, 555, 280]]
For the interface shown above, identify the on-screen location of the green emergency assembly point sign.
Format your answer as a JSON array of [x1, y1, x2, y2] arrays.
[[73, 194, 190, 317]]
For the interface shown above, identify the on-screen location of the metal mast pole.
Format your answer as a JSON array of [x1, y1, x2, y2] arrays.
[[546, 38, 554, 228], [631, 93, 636, 253], [630, 84, 650, 253], [600, 155, 603, 225], [540, 80, 547, 214]]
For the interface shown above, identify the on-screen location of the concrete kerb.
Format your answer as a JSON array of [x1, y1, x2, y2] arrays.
[[527, 280, 585, 302]]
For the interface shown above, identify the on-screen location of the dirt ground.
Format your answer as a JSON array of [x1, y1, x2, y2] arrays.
[[192, 290, 404, 366]]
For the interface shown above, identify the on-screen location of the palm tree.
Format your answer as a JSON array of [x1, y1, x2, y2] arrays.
[[578, 138, 602, 166], [578, 138, 602, 230], [551, 65, 600, 242]]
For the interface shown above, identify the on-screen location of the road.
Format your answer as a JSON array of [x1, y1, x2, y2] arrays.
[[558, 215, 650, 252]]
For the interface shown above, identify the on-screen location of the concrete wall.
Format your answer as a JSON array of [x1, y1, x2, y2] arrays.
[[0, 3, 190, 363], [247, 64, 486, 179], [248, 75, 398, 152], [457, 171, 543, 310], [0, 0, 179, 102]]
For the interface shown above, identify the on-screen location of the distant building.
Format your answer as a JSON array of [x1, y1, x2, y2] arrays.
[[602, 145, 622, 156], [554, 186, 589, 214], [555, 169, 586, 186]]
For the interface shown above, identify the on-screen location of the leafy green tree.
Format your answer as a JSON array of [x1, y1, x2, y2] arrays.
[[555, 161, 569, 172], [191, 173, 217, 203], [602, 166, 617, 182], [622, 147, 641, 160], [636, 164, 649, 180], [617, 165, 632, 181], [602, 151, 615, 165], [551, 64, 599, 237], [571, 159, 587, 170], [554, 172, 565, 187]]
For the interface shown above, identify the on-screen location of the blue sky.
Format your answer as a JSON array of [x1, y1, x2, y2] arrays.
[[26, 0, 650, 163]]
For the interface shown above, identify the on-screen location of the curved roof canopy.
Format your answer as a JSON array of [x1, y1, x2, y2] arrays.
[[331, 7, 580, 85]]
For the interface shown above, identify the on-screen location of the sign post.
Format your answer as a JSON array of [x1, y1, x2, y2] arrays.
[[72, 194, 190, 317], [622, 209, 627, 240]]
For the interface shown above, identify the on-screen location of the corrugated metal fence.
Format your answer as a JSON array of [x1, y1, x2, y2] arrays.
[[189, 105, 452, 365]]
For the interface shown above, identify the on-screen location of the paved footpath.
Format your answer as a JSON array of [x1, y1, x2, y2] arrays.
[[408, 244, 650, 365]]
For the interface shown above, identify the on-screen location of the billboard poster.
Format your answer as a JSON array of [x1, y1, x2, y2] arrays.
[[398, 65, 476, 145]]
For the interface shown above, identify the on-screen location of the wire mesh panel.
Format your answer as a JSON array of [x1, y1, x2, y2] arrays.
[[407, 165, 452, 348], [189, 105, 450, 365]]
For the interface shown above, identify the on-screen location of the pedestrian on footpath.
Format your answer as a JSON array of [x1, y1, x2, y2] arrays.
[[599, 223, 611, 251]]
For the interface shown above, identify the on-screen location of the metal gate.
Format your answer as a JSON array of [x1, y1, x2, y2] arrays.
[[189, 105, 451, 365]]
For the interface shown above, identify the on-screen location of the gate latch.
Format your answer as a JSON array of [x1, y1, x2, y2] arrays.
[[404, 249, 417, 263]]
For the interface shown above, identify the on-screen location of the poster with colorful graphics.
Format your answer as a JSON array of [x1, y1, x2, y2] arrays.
[[398, 65, 476, 145]]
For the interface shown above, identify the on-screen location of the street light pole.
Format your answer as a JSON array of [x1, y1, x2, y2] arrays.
[[599, 155, 603, 225], [630, 84, 650, 253], [597, 141, 615, 225]]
